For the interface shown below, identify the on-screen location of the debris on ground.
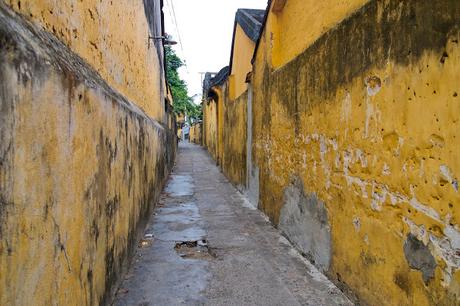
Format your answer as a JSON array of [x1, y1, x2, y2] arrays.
[[174, 239, 216, 259], [138, 233, 155, 248]]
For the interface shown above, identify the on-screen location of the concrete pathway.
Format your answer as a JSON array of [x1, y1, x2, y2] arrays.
[[114, 142, 352, 306]]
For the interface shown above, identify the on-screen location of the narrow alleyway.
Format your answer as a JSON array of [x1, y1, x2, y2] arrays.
[[114, 142, 352, 306]]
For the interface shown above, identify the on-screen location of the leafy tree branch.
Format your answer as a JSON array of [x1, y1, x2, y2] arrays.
[[165, 46, 202, 123]]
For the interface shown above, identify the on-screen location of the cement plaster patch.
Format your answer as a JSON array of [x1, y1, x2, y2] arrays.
[[404, 234, 437, 283], [279, 178, 332, 272]]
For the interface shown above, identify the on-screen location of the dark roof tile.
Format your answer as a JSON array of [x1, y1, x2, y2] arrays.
[[236, 9, 265, 42]]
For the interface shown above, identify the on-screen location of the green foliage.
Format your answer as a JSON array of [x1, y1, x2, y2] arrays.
[[165, 46, 202, 123]]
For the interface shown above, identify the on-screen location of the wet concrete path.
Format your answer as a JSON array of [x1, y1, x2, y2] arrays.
[[114, 142, 352, 306]]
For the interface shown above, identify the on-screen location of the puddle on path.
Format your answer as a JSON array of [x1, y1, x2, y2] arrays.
[[165, 175, 194, 197]]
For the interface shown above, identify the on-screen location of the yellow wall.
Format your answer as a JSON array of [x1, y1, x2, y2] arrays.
[[204, 83, 247, 187], [252, 0, 460, 305], [229, 24, 256, 100], [189, 123, 202, 145], [202, 21, 255, 183], [216, 86, 226, 166], [270, 0, 369, 68], [204, 84, 227, 167], [0, 2, 175, 305], [6, 0, 165, 121], [176, 113, 185, 125], [203, 99, 218, 160], [222, 91, 247, 187]]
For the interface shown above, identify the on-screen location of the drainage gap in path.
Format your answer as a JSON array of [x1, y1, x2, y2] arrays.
[[174, 239, 216, 260]]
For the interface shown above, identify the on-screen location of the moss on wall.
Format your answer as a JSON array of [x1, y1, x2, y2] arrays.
[[270, 0, 369, 68], [203, 99, 218, 162], [204, 20, 254, 187], [204, 85, 247, 188], [252, 0, 460, 304], [0, 3, 175, 305], [217, 85, 226, 166], [222, 91, 248, 188]]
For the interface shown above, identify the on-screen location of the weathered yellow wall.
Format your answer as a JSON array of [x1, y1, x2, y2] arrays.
[[271, 0, 369, 68], [229, 24, 255, 100], [216, 86, 226, 166], [204, 82, 248, 187], [176, 113, 185, 126], [204, 84, 227, 167], [252, 0, 460, 305], [5, 0, 165, 121], [202, 21, 255, 184], [196, 123, 202, 145], [222, 91, 247, 187], [0, 2, 175, 305], [203, 99, 218, 161], [189, 123, 202, 145]]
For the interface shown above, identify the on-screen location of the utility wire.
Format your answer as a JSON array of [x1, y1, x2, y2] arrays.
[[169, 0, 186, 59], [165, 0, 188, 73], [165, 0, 176, 36]]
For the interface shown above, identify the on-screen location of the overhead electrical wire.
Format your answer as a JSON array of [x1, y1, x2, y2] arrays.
[[165, 0, 188, 73]]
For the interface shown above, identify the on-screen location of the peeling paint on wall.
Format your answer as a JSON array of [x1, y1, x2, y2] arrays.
[[252, 0, 460, 304]]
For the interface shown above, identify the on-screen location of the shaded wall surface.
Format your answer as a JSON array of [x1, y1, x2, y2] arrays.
[[0, 1, 175, 305], [252, 0, 460, 304]]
